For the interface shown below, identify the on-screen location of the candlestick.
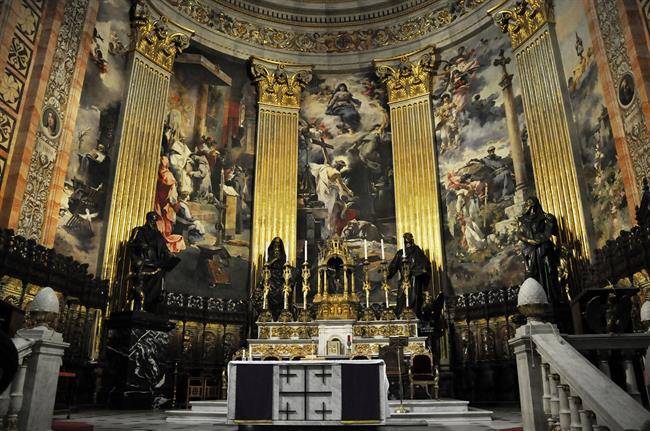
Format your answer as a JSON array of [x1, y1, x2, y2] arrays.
[[302, 261, 311, 313], [362, 259, 371, 309], [364, 239, 368, 260], [381, 239, 385, 260]]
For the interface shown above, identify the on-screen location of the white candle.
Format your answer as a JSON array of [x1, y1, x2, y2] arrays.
[[285, 242, 289, 264], [304, 240, 308, 263], [381, 239, 385, 260], [364, 239, 368, 260], [264, 247, 268, 263], [401, 236, 405, 254]]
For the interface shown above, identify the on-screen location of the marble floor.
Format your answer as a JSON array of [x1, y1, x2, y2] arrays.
[[53, 406, 523, 431]]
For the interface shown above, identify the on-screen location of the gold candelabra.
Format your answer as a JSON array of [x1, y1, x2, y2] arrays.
[[360, 259, 375, 321], [400, 256, 416, 320], [278, 262, 293, 322], [300, 261, 311, 322], [258, 262, 273, 322], [379, 260, 395, 320]]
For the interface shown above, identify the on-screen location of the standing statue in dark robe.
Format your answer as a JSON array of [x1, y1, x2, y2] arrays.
[[517, 197, 563, 311], [388, 232, 432, 318], [128, 211, 180, 313], [252, 237, 288, 320]]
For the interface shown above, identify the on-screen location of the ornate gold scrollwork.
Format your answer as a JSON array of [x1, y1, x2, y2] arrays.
[[251, 343, 317, 358], [489, 0, 554, 50], [250, 58, 313, 108], [131, 1, 191, 71], [373, 45, 438, 103]]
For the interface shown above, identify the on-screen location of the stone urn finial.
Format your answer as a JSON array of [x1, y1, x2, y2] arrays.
[[517, 278, 549, 323], [26, 287, 60, 329]]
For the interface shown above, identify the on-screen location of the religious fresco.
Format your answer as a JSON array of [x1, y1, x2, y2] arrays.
[[298, 72, 398, 299], [434, 25, 528, 293], [555, 0, 630, 246], [53, 0, 130, 274], [156, 56, 255, 300]]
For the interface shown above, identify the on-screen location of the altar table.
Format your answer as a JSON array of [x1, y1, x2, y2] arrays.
[[227, 359, 388, 425]]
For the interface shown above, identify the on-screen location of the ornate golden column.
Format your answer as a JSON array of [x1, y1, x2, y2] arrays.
[[101, 5, 191, 313], [489, 0, 596, 263], [249, 57, 312, 286], [373, 46, 446, 296]]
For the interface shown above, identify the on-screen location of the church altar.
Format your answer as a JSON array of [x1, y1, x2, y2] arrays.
[[227, 360, 388, 425], [249, 237, 429, 359]]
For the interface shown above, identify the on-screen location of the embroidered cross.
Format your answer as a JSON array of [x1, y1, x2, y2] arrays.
[[279, 401, 297, 420], [315, 401, 332, 420], [279, 366, 298, 383], [314, 365, 332, 384]]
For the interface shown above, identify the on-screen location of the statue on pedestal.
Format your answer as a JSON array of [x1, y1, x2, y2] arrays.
[[254, 237, 289, 320], [127, 211, 180, 313], [516, 197, 564, 312], [388, 233, 431, 318]]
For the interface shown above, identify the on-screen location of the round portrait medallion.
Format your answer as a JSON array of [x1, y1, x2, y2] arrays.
[[618, 73, 635, 108], [41, 107, 61, 139]]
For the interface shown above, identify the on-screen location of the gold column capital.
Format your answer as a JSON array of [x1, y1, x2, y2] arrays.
[[249, 57, 313, 109], [489, 0, 554, 50], [373, 45, 439, 103], [130, 1, 192, 72]]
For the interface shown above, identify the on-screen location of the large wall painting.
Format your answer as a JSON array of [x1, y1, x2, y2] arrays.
[[434, 25, 529, 293], [156, 55, 255, 300], [53, 0, 130, 274], [555, 0, 630, 246], [298, 72, 398, 300]]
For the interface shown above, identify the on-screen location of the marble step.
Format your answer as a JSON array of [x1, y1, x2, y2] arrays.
[[165, 409, 227, 424], [388, 399, 470, 413], [190, 400, 227, 413], [390, 407, 493, 423]]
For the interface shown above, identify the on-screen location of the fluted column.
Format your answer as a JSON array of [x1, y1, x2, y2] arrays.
[[373, 46, 446, 296], [490, 0, 596, 263], [101, 4, 191, 313], [249, 57, 312, 286]]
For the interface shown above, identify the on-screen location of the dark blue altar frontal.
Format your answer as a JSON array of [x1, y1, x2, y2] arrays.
[[227, 360, 388, 425]]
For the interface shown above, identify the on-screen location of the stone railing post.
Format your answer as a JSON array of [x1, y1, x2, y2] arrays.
[[509, 322, 556, 431], [16, 326, 68, 431]]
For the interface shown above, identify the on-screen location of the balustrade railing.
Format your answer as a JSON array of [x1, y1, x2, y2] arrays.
[[0, 337, 33, 431], [511, 322, 650, 431]]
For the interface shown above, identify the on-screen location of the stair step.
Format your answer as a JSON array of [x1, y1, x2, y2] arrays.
[[190, 400, 227, 412], [390, 408, 493, 422], [165, 409, 227, 424], [388, 399, 470, 412]]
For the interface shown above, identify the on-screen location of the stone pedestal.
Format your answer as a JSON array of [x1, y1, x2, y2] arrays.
[[17, 326, 68, 431], [317, 320, 354, 356], [105, 311, 174, 409]]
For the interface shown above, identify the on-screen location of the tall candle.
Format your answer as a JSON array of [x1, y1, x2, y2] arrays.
[[264, 247, 268, 263], [285, 242, 289, 264], [304, 240, 308, 263], [363, 239, 368, 260], [401, 236, 405, 254], [380, 239, 385, 260]]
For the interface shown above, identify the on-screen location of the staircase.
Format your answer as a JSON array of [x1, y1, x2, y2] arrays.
[[166, 398, 492, 425]]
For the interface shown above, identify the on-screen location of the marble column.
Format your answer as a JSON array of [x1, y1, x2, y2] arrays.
[[373, 46, 446, 297], [248, 57, 312, 286], [100, 4, 191, 313], [494, 49, 529, 203], [490, 0, 596, 264], [16, 326, 69, 431]]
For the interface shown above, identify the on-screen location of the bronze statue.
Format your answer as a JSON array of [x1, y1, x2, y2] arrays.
[[388, 232, 431, 318], [127, 211, 180, 313], [516, 197, 563, 310], [253, 237, 289, 320]]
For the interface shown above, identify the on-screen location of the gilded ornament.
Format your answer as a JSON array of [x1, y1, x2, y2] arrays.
[[250, 59, 312, 108], [171, 0, 484, 54], [489, 0, 554, 50], [131, 3, 191, 72], [373, 46, 438, 103]]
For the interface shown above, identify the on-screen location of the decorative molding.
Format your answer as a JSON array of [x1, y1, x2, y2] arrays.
[[373, 46, 438, 103], [169, 0, 486, 53], [16, 0, 90, 240], [593, 0, 650, 190], [131, 2, 191, 72], [490, 0, 554, 50], [249, 57, 312, 109]]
